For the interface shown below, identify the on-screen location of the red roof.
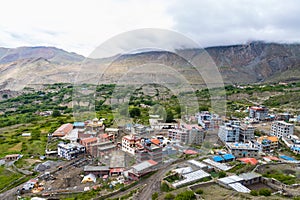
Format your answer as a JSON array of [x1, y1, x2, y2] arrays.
[[237, 157, 258, 165], [264, 156, 279, 161], [184, 150, 198, 155], [151, 139, 161, 145], [81, 137, 97, 145], [148, 160, 158, 165], [110, 168, 124, 173]]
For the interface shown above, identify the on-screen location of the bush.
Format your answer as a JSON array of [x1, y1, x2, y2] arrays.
[[195, 188, 203, 194], [164, 193, 175, 200], [152, 192, 159, 200], [259, 188, 271, 196], [218, 171, 226, 178], [250, 190, 258, 196], [161, 182, 172, 192], [174, 191, 195, 200]]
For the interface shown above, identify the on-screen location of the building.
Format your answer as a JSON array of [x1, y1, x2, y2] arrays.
[[83, 166, 110, 177], [136, 139, 163, 164], [172, 169, 210, 188], [226, 142, 259, 158], [239, 125, 255, 142], [121, 135, 141, 155], [270, 121, 294, 138], [80, 137, 98, 155], [52, 123, 73, 137], [218, 121, 240, 143], [196, 112, 221, 130], [127, 160, 158, 180], [168, 122, 204, 145], [249, 106, 268, 121], [5, 154, 21, 161], [85, 118, 105, 134], [255, 136, 279, 152], [57, 142, 85, 160]]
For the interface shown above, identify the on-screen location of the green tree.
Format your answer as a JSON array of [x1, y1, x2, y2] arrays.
[[174, 191, 195, 200], [129, 107, 141, 118], [250, 190, 258, 196], [52, 110, 61, 117], [161, 182, 171, 192], [166, 110, 174, 123], [164, 193, 175, 200], [218, 171, 226, 178], [152, 192, 159, 200], [259, 188, 271, 196], [195, 188, 203, 194]]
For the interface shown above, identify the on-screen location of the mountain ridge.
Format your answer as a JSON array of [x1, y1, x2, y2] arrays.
[[0, 42, 300, 90]]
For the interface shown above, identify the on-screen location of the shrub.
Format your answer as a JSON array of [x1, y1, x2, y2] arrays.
[[152, 192, 159, 200], [250, 190, 258, 196], [164, 193, 175, 200], [195, 188, 203, 194], [258, 188, 271, 196]]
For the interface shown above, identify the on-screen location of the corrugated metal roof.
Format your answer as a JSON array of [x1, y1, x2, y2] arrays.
[[203, 159, 232, 171], [218, 175, 243, 185], [172, 169, 210, 188], [238, 172, 261, 181], [228, 182, 251, 193], [84, 166, 109, 171], [187, 159, 207, 169]]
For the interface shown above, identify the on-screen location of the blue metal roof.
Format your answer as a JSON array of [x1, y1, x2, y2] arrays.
[[73, 122, 85, 127], [213, 156, 224, 162], [279, 155, 296, 161], [223, 154, 235, 160]]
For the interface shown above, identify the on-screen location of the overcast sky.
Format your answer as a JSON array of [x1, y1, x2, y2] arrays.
[[1, 0, 300, 56]]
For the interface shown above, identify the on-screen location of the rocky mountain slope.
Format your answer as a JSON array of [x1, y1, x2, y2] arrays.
[[0, 42, 300, 90]]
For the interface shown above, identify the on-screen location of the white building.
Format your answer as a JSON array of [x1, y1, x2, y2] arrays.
[[168, 122, 204, 145], [226, 142, 259, 158], [270, 121, 294, 138], [239, 125, 255, 142], [121, 135, 141, 155], [57, 142, 85, 160], [218, 121, 240, 143]]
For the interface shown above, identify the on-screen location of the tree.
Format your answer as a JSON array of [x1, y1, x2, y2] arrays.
[[218, 171, 226, 178], [164, 193, 175, 200], [250, 190, 258, 196], [174, 191, 195, 200], [2, 94, 8, 99], [259, 188, 271, 196], [195, 188, 203, 195], [166, 110, 174, 123], [129, 107, 141, 118], [52, 110, 61, 117], [161, 182, 171, 192], [152, 192, 159, 200]]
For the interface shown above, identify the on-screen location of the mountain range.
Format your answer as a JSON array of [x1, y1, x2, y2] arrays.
[[0, 42, 300, 90]]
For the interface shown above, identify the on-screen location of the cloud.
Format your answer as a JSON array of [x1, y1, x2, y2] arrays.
[[0, 0, 300, 55], [168, 0, 300, 47]]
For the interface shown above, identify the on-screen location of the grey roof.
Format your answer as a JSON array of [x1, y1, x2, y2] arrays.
[[229, 182, 251, 193], [218, 175, 244, 185], [172, 169, 210, 188], [132, 160, 157, 172], [84, 165, 110, 172], [238, 172, 261, 181], [202, 158, 232, 171], [187, 159, 207, 169]]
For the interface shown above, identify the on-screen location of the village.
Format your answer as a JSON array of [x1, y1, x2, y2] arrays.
[[2, 104, 299, 199]]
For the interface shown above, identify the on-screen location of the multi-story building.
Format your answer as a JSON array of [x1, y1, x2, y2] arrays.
[[121, 135, 141, 155], [239, 125, 255, 142], [255, 136, 278, 152], [80, 137, 98, 155], [226, 142, 259, 158], [168, 122, 204, 145], [196, 112, 222, 130], [57, 142, 85, 160], [249, 106, 268, 121], [218, 121, 240, 143], [136, 139, 163, 164], [270, 121, 294, 138]]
